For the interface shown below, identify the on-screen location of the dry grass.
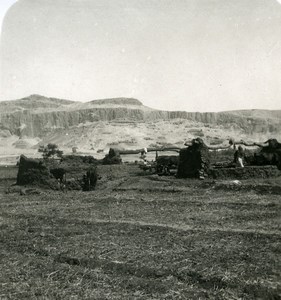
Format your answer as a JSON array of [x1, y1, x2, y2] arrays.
[[0, 165, 280, 299]]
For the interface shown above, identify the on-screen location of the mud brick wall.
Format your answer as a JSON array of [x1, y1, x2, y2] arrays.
[[209, 165, 281, 180]]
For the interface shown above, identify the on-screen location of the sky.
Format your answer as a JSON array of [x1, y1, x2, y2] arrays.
[[1, 0, 281, 112], [0, 0, 17, 32]]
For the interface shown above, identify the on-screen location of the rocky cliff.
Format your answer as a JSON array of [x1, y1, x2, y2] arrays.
[[0, 95, 280, 138], [0, 94, 281, 160]]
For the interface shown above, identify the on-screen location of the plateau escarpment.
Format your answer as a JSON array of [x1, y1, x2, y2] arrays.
[[1, 95, 280, 137], [0, 95, 281, 159]]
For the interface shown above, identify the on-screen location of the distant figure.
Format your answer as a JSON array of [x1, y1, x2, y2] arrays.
[[57, 178, 61, 190], [57, 178, 66, 192], [228, 138, 236, 150], [140, 148, 148, 165], [61, 182, 66, 193], [234, 145, 245, 167]]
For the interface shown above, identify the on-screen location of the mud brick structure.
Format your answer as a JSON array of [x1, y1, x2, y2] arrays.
[[177, 138, 210, 178], [103, 148, 122, 165], [209, 165, 281, 180], [17, 155, 52, 185]]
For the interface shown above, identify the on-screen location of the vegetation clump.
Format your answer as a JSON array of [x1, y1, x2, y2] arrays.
[[61, 155, 98, 164], [16, 152, 100, 191], [38, 143, 63, 160], [103, 148, 122, 165]]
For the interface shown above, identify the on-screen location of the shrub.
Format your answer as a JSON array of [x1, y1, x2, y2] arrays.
[[38, 143, 63, 160]]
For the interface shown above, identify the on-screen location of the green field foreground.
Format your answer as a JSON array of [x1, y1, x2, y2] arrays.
[[0, 165, 280, 299]]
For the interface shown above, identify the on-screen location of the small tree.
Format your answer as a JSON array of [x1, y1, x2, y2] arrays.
[[38, 143, 63, 160]]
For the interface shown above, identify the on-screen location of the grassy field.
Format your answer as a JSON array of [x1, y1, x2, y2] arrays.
[[0, 165, 280, 299]]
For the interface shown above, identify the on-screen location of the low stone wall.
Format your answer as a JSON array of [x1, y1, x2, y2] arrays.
[[209, 165, 281, 180]]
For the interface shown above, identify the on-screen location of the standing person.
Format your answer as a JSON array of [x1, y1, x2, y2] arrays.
[[140, 148, 148, 165], [234, 145, 245, 167]]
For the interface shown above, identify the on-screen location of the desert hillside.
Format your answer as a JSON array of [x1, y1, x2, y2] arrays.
[[0, 94, 281, 162]]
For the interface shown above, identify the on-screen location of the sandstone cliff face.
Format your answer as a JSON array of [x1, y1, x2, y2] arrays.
[[0, 95, 280, 138]]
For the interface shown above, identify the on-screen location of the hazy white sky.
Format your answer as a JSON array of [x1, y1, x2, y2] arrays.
[[1, 0, 281, 112], [0, 0, 17, 32]]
